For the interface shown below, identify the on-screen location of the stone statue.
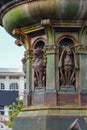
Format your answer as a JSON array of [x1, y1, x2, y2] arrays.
[[33, 48, 46, 89], [58, 45, 79, 89]]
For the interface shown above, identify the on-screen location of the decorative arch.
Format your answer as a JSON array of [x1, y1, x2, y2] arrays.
[[57, 35, 78, 45], [32, 37, 46, 49], [56, 34, 79, 90]]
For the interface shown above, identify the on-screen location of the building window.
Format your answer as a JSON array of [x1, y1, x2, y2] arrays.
[[34, 40, 45, 49], [24, 83, 26, 89], [9, 76, 19, 79], [0, 76, 5, 79], [0, 111, 4, 115], [9, 83, 19, 90], [0, 106, 4, 109], [0, 83, 5, 90], [0, 124, 4, 128]]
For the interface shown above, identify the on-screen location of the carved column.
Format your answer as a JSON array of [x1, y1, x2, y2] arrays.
[[24, 49, 33, 93], [41, 19, 56, 90], [23, 46, 33, 107], [12, 28, 32, 107], [80, 26, 87, 90], [45, 45, 56, 90]]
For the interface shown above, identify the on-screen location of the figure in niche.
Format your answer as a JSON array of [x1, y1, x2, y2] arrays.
[[58, 45, 78, 89], [33, 48, 46, 89]]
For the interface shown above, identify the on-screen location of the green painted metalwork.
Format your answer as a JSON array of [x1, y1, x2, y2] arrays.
[[81, 27, 87, 44], [1, 0, 87, 36], [46, 54, 56, 90], [79, 55, 87, 90], [18, 108, 87, 117], [42, 22, 56, 90], [45, 26, 54, 44], [55, 33, 78, 42], [44, 25, 56, 90], [79, 27, 87, 89], [26, 58, 32, 92]]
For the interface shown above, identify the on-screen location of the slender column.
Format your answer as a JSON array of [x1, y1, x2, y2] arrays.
[[22, 38, 33, 107], [12, 28, 32, 106], [41, 19, 56, 90], [24, 49, 33, 93], [45, 45, 56, 90], [80, 26, 87, 90], [41, 19, 54, 43]]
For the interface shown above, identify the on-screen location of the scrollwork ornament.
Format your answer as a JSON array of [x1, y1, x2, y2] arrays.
[[24, 49, 33, 61]]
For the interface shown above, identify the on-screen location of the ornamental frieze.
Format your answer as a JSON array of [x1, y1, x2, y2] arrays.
[[74, 44, 87, 54]]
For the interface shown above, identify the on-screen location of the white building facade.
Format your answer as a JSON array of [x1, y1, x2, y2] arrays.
[[0, 68, 26, 100], [0, 68, 26, 122]]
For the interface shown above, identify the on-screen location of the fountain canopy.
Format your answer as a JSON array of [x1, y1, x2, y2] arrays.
[[0, 0, 87, 35]]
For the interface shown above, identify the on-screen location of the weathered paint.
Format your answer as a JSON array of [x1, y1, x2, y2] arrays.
[[46, 55, 56, 90], [79, 27, 87, 89], [13, 108, 87, 130], [79, 55, 87, 90], [1, 0, 87, 35], [55, 32, 79, 42], [43, 23, 56, 90]]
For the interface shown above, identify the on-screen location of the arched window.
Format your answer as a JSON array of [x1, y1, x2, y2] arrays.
[[9, 83, 19, 90], [0, 83, 5, 90], [24, 83, 26, 89], [59, 38, 74, 47], [34, 40, 45, 49]]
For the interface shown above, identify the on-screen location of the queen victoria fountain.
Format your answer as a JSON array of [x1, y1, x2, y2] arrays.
[[1, 0, 87, 129]]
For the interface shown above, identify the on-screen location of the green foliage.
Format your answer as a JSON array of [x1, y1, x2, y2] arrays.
[[8, 98, 23, 128]]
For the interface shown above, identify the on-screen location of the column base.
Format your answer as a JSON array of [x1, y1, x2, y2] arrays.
[[23, 90, 87, 107], [13, 106, 87, 130]]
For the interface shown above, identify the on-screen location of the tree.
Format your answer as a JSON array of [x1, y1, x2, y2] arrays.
[[8, 98, 23, 128]]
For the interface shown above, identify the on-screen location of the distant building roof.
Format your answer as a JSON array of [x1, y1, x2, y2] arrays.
[[0, 68, 22, 72], [0, 68, 24, 76], [0, 90, 19, 106]]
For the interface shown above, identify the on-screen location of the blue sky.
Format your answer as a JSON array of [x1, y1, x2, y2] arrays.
[[0, 26, 25, 68]]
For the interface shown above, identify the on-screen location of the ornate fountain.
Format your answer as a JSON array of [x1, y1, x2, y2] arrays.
[[1, 0, 87, 129]]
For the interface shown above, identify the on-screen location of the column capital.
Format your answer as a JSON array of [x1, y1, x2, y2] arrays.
[[24, 49, 33, 61], [45, 44, 57, 55]]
